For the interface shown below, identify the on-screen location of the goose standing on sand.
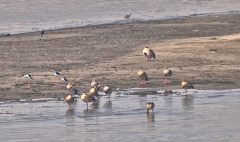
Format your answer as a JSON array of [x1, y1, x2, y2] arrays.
[[181, 80, 194, 95], [124, 13, 131, 21], [163, 67, 172, 84], [91, 79, 100, 90], [65, 94, 74, 109], [23, 74, 33, 88], [146, 102, 155, 113], [138, 69, 148, 84], [40, 29, 44, 41], [143, 47, 156, 62], [66, 82, 73, 92], [103, 85, 112, 99], [81, 93, 96, 110]]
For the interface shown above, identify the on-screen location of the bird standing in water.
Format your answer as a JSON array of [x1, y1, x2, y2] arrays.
[[138, 69, 148, 84], [163, 67, 172, 84], [143, 47, 156, 62], [23, 74, 33, 88], [124, 13, 131, 21], [81, 93, 96, 110], [181, 80, 194, 95], [146, 102, 155, 113], [65, 94, 74, 109], [103, 85, 112, 99], [40, 29, 44, 41]]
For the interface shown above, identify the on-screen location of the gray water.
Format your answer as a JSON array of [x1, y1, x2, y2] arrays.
[[1, 88, 240, 141], [1, 0, 240, 35]]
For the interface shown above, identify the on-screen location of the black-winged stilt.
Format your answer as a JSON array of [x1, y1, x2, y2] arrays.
[[23, 74, 33, 88]]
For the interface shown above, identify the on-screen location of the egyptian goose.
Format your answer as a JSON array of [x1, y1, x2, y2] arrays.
[[23, 74, 33, 88], [143, 47, 156, 62], [181, 80, 194, 95], [124, 13, 131, 20], [163, 67, 172, 84], [65, 94, 74, 109], [138, 69, 148, 84], [146, 102, 155, 113], [91, 79, 100, 90], [89, 86, 99, 96], [81, 93, 96, 110], [103, 85, 112, 99], [66, 82, 73, 93]]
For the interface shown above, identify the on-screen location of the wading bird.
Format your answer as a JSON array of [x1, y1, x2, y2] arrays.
[[81, 93, 96, 110], [65, 94, 74, 109], [138, 69, 148, 84], [143, 47, 156, 62], [103, 85, 112, 99], [40, 29, 44, 41], [146, 102, 155, 113], [163, 67, 172, 84], [23, 74, 33, 88], [181, 80, 194, 95], [124, 13, 131, 21], [52, 70, 61, 85]]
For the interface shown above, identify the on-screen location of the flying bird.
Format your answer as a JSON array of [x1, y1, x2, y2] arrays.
[[103, 85, 112, 99], [143, 47, 156, 62], [181, 80, 194, 95], [146, 102, 155, 113], [138, 69, 148, 84], [163, 67, 172, 84]]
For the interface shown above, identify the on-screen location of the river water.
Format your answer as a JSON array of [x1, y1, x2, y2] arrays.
[[0, 88, 240, 141], [1, 0, 240, 35]]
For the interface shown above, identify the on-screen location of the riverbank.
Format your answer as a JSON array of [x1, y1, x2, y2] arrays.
[[1, 13, 240, 100]]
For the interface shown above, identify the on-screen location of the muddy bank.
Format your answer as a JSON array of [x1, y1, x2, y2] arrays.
[[1, 13, 240, 100]]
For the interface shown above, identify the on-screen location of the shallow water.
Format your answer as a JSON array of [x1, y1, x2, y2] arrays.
[[1, 88, 240, 141], [1, 0, 240, 35]]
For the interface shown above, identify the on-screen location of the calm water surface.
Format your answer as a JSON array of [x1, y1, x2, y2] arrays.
[[1, 0, 240, 35], [0, 88, 240, 141]]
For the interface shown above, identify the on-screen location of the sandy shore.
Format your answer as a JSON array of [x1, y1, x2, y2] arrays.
[[1, 13, 240, 100]]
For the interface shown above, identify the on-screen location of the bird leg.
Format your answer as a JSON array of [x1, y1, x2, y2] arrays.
[[185, 89, 188, 95], [167, 78, 171, 84], [163, 78, 167, 84], [28, 79, 31, 88]]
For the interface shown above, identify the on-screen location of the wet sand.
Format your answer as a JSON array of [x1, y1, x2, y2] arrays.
[[1, 13, 240, 100]]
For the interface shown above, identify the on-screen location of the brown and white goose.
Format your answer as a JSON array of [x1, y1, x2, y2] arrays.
[[138, 69, 148, 84], [163, 67, 172, 84], [103, 85, 112, 99], [89, 86, 99, 96], [65, 94, 74, 109], [146, 102, 155, 113], [91, 79, 100, 90], [80, 93, 96, 110], [181, 80, 194, 95], [143, 47, 156, 62]]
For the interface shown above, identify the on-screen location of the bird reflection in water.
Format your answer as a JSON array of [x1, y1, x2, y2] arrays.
[[147, 113, 155, 122], [182, 95, 194, 110], [65, 108, 75, 116], [104, 100, 112, 107]]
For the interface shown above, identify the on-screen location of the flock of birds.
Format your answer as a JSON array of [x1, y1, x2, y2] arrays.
[[22, 13, 194, 113]]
